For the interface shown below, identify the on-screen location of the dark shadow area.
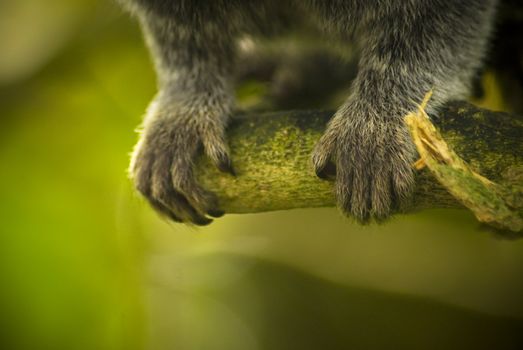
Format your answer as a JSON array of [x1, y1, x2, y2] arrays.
[[170, 254, 523, 350]]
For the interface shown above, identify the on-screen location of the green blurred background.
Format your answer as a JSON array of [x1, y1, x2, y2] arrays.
[[1, 1, 522, 349]]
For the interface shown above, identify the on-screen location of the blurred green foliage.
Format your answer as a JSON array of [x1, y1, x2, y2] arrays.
[[1, 1, 523, 350], [0, 1, 149, 349]]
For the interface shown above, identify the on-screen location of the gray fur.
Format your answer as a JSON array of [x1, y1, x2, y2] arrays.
[[120, 0, 498, 224]]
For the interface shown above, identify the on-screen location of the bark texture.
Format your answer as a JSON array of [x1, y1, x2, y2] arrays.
[[196, 101, 523, 230]]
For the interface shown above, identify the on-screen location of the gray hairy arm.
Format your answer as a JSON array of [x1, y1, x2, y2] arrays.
[[311, 0, 497, 222], [126, 2, 238, 225]]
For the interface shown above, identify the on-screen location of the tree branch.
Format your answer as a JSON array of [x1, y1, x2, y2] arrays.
[[405, 96, 522, 232], [197, 101, 523, 225]]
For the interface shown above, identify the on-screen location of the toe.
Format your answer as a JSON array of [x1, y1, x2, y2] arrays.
[[157, 186, 213, 226], [214, 151, 236, 176], [202, 129, 236, 176], [148, 197, 183, 223], [151, 154, 213, 225], [392, 163, 415, 202], [133, 154, 184, 223], [335, 161, 353, 216], [370, 170, 393, 221], [132, 147, 154, 198], [169, 192, 213, 226], [312, 136, 337, 180], [171, 167, 222, 217], [349, 165, 372, 223]]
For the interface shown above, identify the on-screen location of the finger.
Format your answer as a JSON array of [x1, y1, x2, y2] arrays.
[[335, 168, 353, 215], [132, 147, 154, 197], [368, 147, 393, 221], [349, 162, 372, 223], [391, 155, 415, 203], [148, 197, 183, 223], [170, 154, 225, 220], [202, 131, 236, 176], [169, 191, 213, 226], [156, 184, 213, 226], [370, 169, 393, 222], [391, 127, 416, 203], [335, 153, 353, 215], [152, 153, 213, 225], [312, 132, 338, 180]]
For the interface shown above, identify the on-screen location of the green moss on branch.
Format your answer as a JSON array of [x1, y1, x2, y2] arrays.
[[196, 102, 523, 231]]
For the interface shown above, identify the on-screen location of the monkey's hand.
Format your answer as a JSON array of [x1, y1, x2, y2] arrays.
[[130, 90, 234, 225], [312, 99, 416, 222]]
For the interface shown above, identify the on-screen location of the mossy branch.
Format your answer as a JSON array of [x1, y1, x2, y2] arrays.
[[197, 101, 523, 233], [405, 94, 522, 232]]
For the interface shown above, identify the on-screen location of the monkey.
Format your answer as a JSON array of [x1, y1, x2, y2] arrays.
[[118, 0, 498, 225]]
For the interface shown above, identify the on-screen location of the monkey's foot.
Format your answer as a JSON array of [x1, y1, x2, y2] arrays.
[[130, 97, 234, 225], [312, 102, 416, 222]]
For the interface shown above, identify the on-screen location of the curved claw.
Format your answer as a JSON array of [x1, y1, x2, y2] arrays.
[[202, 130, 236, 176], [148, 197, 183, 223], [207, 209, 225, 218], [315, 161, 336, 180], [150, 161, 214, 225], [216, 157, 236, 176], [312, 124, 339, 180]]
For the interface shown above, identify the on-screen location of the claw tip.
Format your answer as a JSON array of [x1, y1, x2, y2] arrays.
[[208, 209, 225, 218], [315, 161, 336, 180], [218, 161, 236, 176]]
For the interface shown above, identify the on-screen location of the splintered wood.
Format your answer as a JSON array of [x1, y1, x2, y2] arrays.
[[405, 92, 522, 233]]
